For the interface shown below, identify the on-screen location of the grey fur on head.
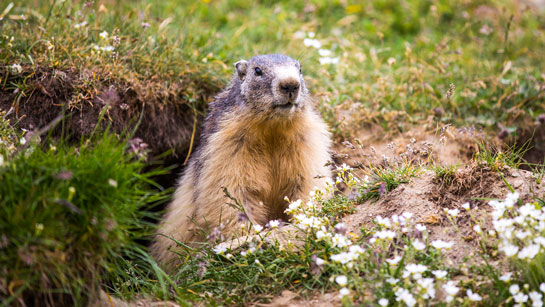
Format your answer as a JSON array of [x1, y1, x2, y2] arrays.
[[233, 54, 308, 116]]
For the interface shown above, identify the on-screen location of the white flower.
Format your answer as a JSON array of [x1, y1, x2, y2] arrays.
[[499, 272, 512, 282], [253, 224, 264, 233], [314, 257, 325, 266], [466, 289, 482, 301], [285, 199, 302, 214], [518, 244, 540, 259], [74, 21, 87, 28], [500, 243, 519, 257], [99, 31, 109, 39], [318, 49, 332, 56], [395, 288, 416, 307], [319, 57, 340, 65], [534, 237, 545, 247], [473, 225, 482, 234], [510, 284, 520, 295], [338, 287, 350, 298], [386, 278, 399, 285], [213, 245, 227, 254], [100, 45, 114, 52], [108, 178, 118, 188], [462, 202, 470, 210], [348, 245, 365, 254], [415, 224, 426, 232], [254, 259, 260, 264], [11, 63, 22, 74], [513, 292, 528, 304], [19, 137, 26, 145], [332, 234, 351, 248], [293, 31, 305, 39], [0, 154, 4, 167], [431, 240, 454, 250], [417, 277, 436, 299], [378, 298, 389, 306], [268, 220, 280, 228], [515, 230, 531, 240], [403, 263, 427, 279], [540, 283, 545, 293], [432, 270, 447, 279], [386, 256, 402, 265], [376, 216, 392, 228], [330, 252, 356, 264], [303, 38, 321, 49], [446, 208, 460, 218], [412, 240, 426, 251], [308, 31, 315, 38], [529, 291, 543, 307], [443, 281, 460, 296], [316, 230, 331, 240], [335, 275, 348, 286]]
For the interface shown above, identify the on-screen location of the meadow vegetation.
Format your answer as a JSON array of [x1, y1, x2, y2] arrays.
[[1, 0, 545, 305]]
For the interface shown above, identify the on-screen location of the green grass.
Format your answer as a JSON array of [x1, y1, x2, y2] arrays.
[[0, 123, 169, 306]]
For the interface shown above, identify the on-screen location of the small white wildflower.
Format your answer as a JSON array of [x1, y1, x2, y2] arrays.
[[348, 245, 365, 254], [466, 289, 482, 301], [446, 208, 460, 218], [418, 277, 436, 299], [335, 275, 348, 286], [513, 292, 528, 304], [293, 31, 305, 39], [318, 49, 332, 56], [100, 45, 114, 52], [415, 224, 426, 232], [11, 63, 22, 74], [332, 234, 351, 248], [74, 21, 87, 28], [386, 278, 399, 285], [319, 56, 340, 65], [376, 216, 392, 228], [0, 154, 4, 167], [443, 281, 460, 296], [339, 287, 350, 298], [432, 270, 447, 279], [314, 257, 325, 266], [515, 230, 532, 240], [225, 253, 233, 259], [19, 137, 26, 145], [108, 178, 118, 188], [386, 256, 402, 265], [254, 259, 260, 264], [268, 220, 280, 228], [518, 244, 540, 260], [308, 31, 315, 38], [510, 284, 520, 295], [213, 245, 227, 254], [499, 272, 512, 282], [473, 224, 482, 234], [500, 243, 519, 257], [431, 240, 454, 250], [378, 298, 389, 306], [303, 38, 321, 49], [529, 291, 543, 306], [462, 202, 470, 210], [403, 263, 427, 279], [395, 288, 416, 307], [99, 31, 109, 39], [412, 240, 426, 251], [253, 224, 264, 233]]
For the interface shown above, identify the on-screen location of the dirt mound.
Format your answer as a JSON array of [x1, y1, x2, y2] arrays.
[[343, 165, 544, 264], [0, 65, 223, 156]]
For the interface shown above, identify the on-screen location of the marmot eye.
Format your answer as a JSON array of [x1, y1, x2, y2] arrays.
[[254, 67, 263, 76]]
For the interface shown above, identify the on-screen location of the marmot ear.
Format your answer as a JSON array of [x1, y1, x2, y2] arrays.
[[234, 60, 248, 80]]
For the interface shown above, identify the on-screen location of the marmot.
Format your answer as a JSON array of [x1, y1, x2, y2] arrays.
[[151, 54, 332, 268]]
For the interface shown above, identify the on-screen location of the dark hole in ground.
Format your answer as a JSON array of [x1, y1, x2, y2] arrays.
[[511, 125, 545, 171]]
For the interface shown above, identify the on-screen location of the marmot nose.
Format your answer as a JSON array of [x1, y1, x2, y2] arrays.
[[279, 81, 300, 96]]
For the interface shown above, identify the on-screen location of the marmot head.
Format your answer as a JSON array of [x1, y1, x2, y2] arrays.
[[234, 54, 308, 116]]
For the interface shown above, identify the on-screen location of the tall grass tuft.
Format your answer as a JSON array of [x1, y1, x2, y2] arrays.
[[0, 129, 169, 306]]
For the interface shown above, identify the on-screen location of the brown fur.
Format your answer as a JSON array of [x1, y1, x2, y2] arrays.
[[151, 54, 331, 269]]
